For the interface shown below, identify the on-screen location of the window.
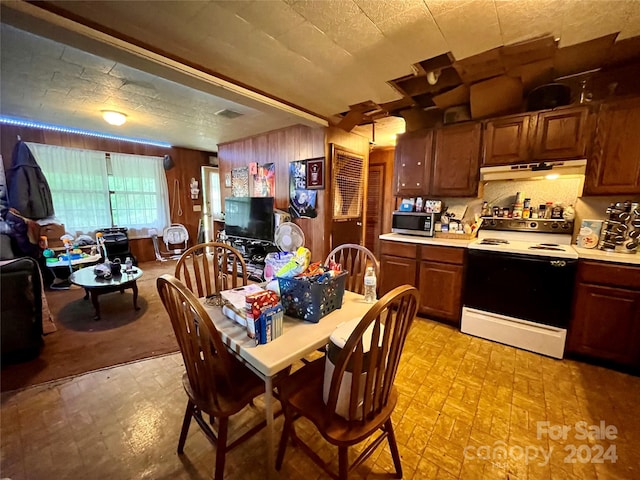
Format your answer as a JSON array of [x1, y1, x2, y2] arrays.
[[28, 143, 170, 237]]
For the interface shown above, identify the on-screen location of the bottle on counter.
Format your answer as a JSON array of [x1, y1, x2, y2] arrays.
[[545, 202, 554, 219], [364, 266, 377, 304], [531, 206, 539, 219]]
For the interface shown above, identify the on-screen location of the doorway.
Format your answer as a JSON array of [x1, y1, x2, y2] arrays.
[[201, 166, 222, 242], [365, 164, 384, 256]]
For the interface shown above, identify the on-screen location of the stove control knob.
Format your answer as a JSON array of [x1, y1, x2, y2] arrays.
[[561, 223, 571, 229], [489, 219, 497, 226], [551, 222, 559, 229], [529, 222, 538, 229]]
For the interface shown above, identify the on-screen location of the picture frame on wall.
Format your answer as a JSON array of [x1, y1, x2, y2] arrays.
[[306, 157, 324, 189]]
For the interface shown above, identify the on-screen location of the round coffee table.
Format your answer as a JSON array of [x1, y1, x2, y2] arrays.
[[70, 266, 143, 320]]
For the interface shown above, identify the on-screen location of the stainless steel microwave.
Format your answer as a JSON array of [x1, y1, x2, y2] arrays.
[[392, 211, 436, 236]]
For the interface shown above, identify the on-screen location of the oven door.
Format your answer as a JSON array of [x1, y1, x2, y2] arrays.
[[463, 250, 577, 328]]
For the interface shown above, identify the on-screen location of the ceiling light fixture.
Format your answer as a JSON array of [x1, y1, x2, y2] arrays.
[[102, 110, 127, 126]]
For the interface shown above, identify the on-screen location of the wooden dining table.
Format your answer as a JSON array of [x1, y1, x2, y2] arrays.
[[201, 291, 373, 476]]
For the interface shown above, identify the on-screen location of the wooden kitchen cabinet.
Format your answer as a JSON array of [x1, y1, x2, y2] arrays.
[[584, 97, 640, 195], [418, 245, 465, 326], [532, 107, 589, 160], [482, 106, 589, 166], [393, 130, 433, 196], [567, 260, 640, 369], [379, 240, 466, 326], [483, 114, 531, 166], [431, 123, 481, 197], [379, 240, 418, 296]]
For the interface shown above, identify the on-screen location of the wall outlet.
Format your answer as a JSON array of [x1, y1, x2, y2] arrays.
[[193, 204, 202, 212]]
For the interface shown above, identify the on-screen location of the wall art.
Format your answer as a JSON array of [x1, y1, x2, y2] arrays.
[[289, 160, 317, 218], [231, 166, 249, 197], [305, 157, 324, 189]]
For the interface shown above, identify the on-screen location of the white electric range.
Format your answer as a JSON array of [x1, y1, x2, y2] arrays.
[[462, 218, 578, 359]]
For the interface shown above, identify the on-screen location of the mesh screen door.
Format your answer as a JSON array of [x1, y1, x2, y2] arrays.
[[331, 144, 364, 220]]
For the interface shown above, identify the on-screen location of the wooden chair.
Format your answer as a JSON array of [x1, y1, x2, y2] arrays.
[[276, 285, 419, 479], [324, 244, 379, 295], [157, 274, 267, 479], [175, 242, 248, 298]]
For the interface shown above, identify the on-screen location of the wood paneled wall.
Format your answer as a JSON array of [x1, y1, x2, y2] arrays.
[[218, 124, 369, 262], [1, 124, 210, 262]]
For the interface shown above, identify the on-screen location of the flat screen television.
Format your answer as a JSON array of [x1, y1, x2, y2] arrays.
[[224, 197, 274, 242]]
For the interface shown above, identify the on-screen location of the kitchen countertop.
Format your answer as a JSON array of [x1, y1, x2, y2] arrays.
[[379, 233, 473, 248], [573, 246, 640, 266], [380, 233, 640, 266]]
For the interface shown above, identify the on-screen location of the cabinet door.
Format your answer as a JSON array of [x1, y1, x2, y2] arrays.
[[431, 123, 481, 197], [532, 107, 589, 160], [393, 130, 432, 196], [379, 255, 417, 296], [483, 114, 531, 166], [418, 261, 463, 325], [584, 98, 640, 195], [567, 283, 640, 367]]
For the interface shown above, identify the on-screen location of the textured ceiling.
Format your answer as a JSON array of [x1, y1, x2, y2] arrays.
[[1, 0, 639, 151]]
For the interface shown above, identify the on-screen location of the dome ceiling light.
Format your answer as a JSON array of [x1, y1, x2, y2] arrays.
[[102, 110, 127, 126]]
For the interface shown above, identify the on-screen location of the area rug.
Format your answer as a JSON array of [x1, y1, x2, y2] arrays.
[[1, 260, 180, 392]]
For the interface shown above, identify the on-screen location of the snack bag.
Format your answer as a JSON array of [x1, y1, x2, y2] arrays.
[[246, 290, 280, 343]]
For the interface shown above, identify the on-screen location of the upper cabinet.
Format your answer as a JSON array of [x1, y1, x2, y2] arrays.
[[584, 97, 640, 195], [431, 123, 482, 197], [393, 129, 433, 196], [482, 106, 590, 166], [532, 107, 589, 160], [483, 114, 531, 166]]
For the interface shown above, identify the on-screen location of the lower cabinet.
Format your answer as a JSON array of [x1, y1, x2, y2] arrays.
[[379, 241, 418, 295], [379, 240, 465, 326], [418, 246, 465, 326], [567, 261, 640, 369], [418, 261, 463, 325]]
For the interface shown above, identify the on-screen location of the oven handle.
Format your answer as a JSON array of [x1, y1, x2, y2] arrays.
[[467, 250, 578, 266]]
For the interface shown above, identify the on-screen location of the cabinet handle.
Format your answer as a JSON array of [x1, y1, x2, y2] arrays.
[[401, 183, 406, 187], [402, 163, 406, 167], [417, 162, 422, 166], [416, 183, 420, 186]]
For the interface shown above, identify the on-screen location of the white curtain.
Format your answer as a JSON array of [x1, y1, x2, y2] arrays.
[[109, 153, 170, 237], [27, 142, 111, 235]]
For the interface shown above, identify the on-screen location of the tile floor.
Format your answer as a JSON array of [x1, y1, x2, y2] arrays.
[[2, 318, 639, 480]]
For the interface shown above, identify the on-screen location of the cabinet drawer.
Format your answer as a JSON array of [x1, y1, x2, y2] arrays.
[[421, 245, 465, 264], [578, 261, 640, 289], [380, 240, 418, 259]]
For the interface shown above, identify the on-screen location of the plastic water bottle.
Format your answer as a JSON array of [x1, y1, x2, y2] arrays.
[[125, 256, 133, 272], [364, 266, 377, 303]]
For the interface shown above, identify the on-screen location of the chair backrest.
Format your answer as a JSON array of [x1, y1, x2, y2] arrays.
[[324, 244, 379, 295], [157, 274, 238, 413], [325, 285, 418, 424], [175, 242, 248, 298]]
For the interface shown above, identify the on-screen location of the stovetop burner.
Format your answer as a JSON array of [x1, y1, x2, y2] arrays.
[[479, 238, 509, 245]]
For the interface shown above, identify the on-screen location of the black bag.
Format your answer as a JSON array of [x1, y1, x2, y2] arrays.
[[97, 227, 137, 265]]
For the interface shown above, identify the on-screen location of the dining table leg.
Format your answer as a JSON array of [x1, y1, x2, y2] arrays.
[[264, 375, 275, 479]]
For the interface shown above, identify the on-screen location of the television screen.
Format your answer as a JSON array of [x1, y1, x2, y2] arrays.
[[224, 197, 274, 242]]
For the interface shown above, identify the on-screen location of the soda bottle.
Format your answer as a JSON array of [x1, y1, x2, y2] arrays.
[[125, 256, 133, 272], [364, 266, 377, 303]]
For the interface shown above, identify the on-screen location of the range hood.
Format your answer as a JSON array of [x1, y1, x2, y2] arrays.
[[480, 159, 587, 181]]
